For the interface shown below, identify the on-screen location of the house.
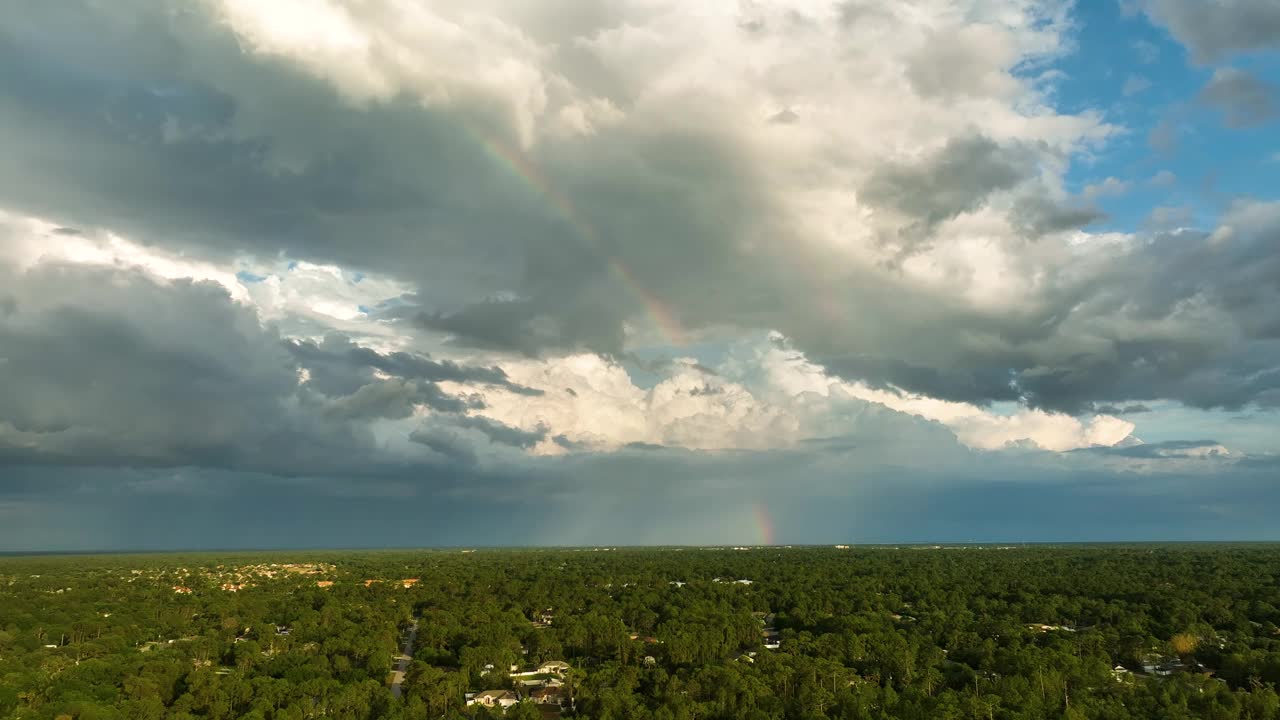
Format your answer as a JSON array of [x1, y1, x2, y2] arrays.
[[763, 629, 781, 650], [539, 660, 571, 676], [1142, 655, 1184, 676], [173, 586, 192, 594], [468, 690, 520, 709], [315, 580, 334, 588], [220, 583, 245, 592], [401, 578, 419, 588], [530, 686, 568, 705], [1112, 665, 1133, 682], [1027, 623, 1077, 633]]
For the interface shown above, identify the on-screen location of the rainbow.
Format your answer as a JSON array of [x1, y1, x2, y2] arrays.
[[753, 502, 776, 546], [464, 128, 687, 346]]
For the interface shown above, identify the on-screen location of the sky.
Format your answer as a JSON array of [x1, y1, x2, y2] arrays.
[[1, 0, 1279, 551]]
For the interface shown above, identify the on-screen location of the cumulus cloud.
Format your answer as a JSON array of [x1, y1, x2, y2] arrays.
[[457, 338, 1135, 455]]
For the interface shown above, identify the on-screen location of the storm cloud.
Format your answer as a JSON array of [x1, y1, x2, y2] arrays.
[[0, 0, 1278, 549]]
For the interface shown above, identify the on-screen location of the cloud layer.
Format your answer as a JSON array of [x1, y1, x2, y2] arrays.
[[0, 0, 1277, 548]]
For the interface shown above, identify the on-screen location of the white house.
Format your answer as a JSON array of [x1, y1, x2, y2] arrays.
[[539, 660, 571, 676], [467, 690, 519, 710]]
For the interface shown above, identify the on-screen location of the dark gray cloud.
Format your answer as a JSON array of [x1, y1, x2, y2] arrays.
[[1094, 404, 1152, 415], [816, 354, 1022, 406], [286, 334, 540, 398], [455, 415, 549, 449], [407, 427, 479, 467], [1199, 67, 1278, 128], [0, 262, 370, 475], [1011, 195, 1107, 237], [322, 379, 477, 420], [414, 296, 627, 357], [1143, 0, 1280, 63], [0, 261, 546, 477], [1073, 439, 1229, 459], [861, 136, 1035, 252]]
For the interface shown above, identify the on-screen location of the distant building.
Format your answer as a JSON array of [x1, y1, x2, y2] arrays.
[[401, 578, 419, 588], [316, 580, 334, 588], [173, 586, 192, 594]]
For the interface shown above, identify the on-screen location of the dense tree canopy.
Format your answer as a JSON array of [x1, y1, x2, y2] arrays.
[[3, 545, 1280, 719]]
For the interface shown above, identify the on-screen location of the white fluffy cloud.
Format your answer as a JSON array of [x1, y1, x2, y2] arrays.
[[461, 336, 1134, 454]]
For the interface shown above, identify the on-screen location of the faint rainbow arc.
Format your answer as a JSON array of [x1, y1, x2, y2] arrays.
[[753, 502, 776, 546], [463, 129, 687, 346]]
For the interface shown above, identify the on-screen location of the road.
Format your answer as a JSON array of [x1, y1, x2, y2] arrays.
[[390, 619, 418, 699]]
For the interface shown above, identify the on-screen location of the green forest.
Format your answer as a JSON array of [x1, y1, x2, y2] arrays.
[[4, 545, 1280, 719]]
